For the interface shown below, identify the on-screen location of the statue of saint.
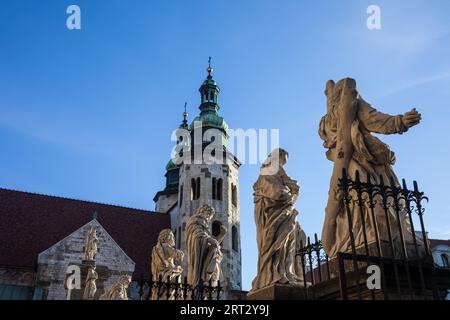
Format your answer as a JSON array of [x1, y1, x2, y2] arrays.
[[83, 266, 98, 300], [186, 205, 226, 288], [250, 148, 304, 292], [84, 226, 98, 261], [319, 78, 422, 258], [151, 229, 184, 300], [99, 275, 132, 300]]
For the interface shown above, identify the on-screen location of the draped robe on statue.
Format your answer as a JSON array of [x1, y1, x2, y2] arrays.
[[251, 163, 301, 292], [151, 230, 184, 300], [319, 78, 422, 258], [186, 213, 223, 287]]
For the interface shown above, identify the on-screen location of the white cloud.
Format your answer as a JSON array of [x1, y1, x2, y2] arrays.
[[377, 70, 450, 99]]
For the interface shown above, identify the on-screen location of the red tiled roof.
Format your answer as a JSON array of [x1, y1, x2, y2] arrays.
[[429, 239, 450, 248], [0, 188, 170, 280]]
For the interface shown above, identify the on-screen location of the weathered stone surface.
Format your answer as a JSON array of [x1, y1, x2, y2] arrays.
[[175, 156, 242, 298], [82, 266, 98, 300], [65, 262, 109, 300], [319, 78, 423, 258], [250, 148, 306, 293], [36, 219, 135, 300], [186, 205, 225, 288], [84, 226, 98, 261], [0, 267, 36, 287], [151, 229, 184, 300], [99, 275, 132, 300]]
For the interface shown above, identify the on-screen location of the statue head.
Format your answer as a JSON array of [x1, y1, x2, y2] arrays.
[[196, 205, 215, 224], [157, 229, 175, 247], [324, 78, 358, 116], [261, 148, 289, 175]]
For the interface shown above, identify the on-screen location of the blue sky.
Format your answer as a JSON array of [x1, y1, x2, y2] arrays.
[[1, 0, 450, 291]]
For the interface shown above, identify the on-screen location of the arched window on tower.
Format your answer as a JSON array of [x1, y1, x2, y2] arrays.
[[191, 178, 196, 200], [196, 177, 201, 199], [212, 178, 217, 200], [191, 178, 201, 200], [217, 179, 223, 201], [212, 221, 222, 242], [441, 254, 450, 268], [232, 226, 238, 252], [210, 90, 214, 102], [231, 184, 237, 207]]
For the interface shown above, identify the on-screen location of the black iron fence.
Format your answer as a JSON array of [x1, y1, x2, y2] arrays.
[[136, 276, 223, 300], [296, 169, 450, 300]]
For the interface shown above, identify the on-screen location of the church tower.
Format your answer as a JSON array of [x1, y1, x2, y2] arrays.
[[154, 62, 242, 297]]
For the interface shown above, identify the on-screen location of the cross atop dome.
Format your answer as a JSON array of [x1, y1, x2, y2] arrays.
[[207, 56, 214, 79]]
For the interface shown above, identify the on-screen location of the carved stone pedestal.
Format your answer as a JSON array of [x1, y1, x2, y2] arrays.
[[247, 284, 308, 300]]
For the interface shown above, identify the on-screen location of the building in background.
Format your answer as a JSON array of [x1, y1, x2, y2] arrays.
[[0, 66, 243, 300], [430, 239, 450, 269], [0, 188, 170, 300]]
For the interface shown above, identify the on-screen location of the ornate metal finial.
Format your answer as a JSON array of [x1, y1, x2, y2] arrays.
[[207, 56, 213, 78], [92, 211, 98, 220]]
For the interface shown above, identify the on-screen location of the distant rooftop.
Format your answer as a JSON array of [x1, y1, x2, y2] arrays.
[[0, 188, 170, 280]]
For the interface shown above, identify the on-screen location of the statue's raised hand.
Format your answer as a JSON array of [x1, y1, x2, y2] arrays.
[[402, 108, 421, 129]]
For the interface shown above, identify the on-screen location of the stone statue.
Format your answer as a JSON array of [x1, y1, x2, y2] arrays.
[[99, 275, 132, 300], [83, 266, 98, 300], [294, 222, 307, 282], [84, 226, 98, 261], [151, 229, 184, 300], [319, 78, 422, 258], [186, 205, 225, 288], [250, 148, 304, 293]]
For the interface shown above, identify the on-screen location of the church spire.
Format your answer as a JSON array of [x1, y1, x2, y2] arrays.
[[199, 57, 220, 115], [189, 58, 228, 134], [180, 102, 189, 130]]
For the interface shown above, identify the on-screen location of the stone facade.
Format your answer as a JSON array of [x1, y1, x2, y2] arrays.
[[431, 240, 450, 269], [176, 157, 242, 295], [155, 67, 243, 298], [155, 193, 178, 214], [36, 219, 135, 300]]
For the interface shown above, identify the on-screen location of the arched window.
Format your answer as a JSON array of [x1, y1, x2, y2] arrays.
[[191, 178, 196, 200], [179, 185, 183, 207], [442, 254, 450, 268], [231, 184, 237, 207], [217, 179, 223, 201], [196, 177, 201, 199], [212, 221, 222, 239], [212, 178, 217, 200], [232, 225, 238, 251], [190, 178, 201, 200]]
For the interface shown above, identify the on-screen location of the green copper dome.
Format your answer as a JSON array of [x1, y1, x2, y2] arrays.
[[165, 159, 178, 171], [189, 112, 229, 132], [190, 60, 229, 133]]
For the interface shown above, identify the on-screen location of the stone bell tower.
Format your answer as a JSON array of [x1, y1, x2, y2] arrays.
[[155, 61, 242, 297]]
